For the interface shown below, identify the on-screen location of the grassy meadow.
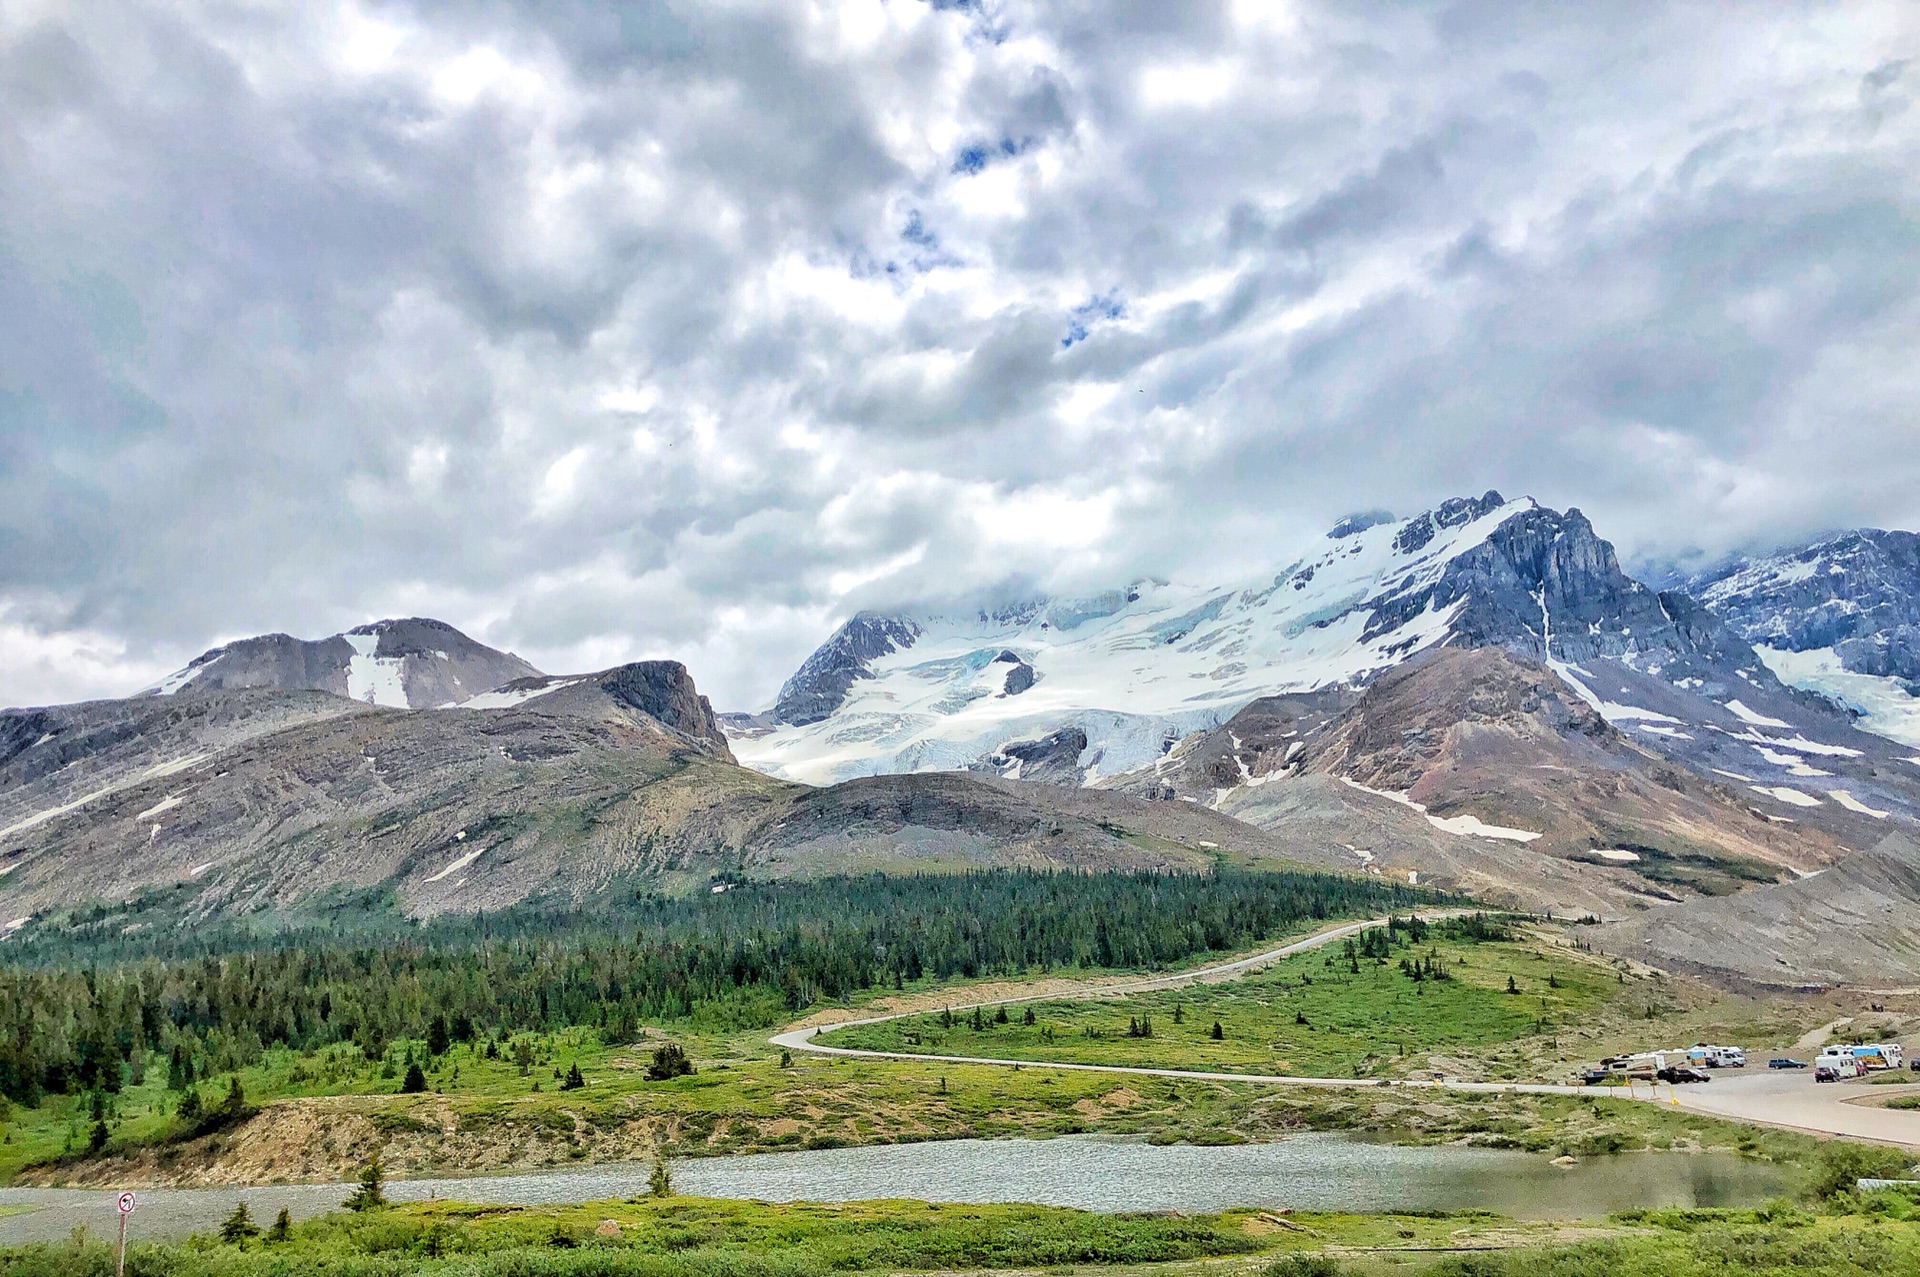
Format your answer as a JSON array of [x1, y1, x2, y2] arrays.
[[10, 1185, 1920, 1277]]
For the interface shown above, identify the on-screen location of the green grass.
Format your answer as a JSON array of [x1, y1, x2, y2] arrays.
[[823, 928, 1614, 1080], [1, 1194, 1274, 1276], [11, 1192, 1920, 1277]]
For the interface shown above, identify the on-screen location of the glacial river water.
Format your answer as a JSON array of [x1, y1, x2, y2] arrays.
[[0, 1133, 1795, 1245]]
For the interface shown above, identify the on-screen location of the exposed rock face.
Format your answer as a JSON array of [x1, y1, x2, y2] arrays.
[[1364, 501, 1763, 684], [772, 615, 921, 725], [1690, 529, 1920, 685], [993, 650, 1037, 695], [539, 663, 732, 756], [150, 618, 540, 708], [2, 656, 1333, 923], [983, 726, 1088, 785], [1602, 832, 1920, 988]]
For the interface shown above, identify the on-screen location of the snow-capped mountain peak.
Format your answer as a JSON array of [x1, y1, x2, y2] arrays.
[[732, 493, 1765, 785]]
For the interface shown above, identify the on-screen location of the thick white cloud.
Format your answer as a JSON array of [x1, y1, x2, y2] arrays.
[[0, 0, 1916, 709]]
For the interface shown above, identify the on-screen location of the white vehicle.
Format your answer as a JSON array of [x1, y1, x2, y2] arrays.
[[1687, 1044, 1746, 1068], [1848, 1043, 1903, 1071], [1816, 1047, 1866, 1079]]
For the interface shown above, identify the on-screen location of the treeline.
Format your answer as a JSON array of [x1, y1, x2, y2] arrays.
[[0, 868, 1431, 1105]]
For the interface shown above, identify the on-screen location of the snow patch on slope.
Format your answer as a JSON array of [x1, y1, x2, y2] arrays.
[[1340, 777, 1543, 843], [343, 631, 409, 707], [1829, 790, 1890, 819], [1749, 785, 1822, 808], [1725, 698, 1791, 728], [458, 677, 586, 710]]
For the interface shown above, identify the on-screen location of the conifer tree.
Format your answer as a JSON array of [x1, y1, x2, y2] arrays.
[[344, 1155, 387, 1210], [220, 1202, 259, 1244]]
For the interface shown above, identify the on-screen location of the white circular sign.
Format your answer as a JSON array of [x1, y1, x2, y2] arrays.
[[117, 1191, 136, 1215]]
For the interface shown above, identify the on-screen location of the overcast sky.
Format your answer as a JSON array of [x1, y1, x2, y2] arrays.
[[2, 1, 1917, 711]]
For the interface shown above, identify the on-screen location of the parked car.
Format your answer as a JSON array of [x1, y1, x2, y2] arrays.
[[1816, 1065, 1841, 1083], [1580, 1067, 1613, 1085], [1910, 1058, 1920, 1073], [1657, 1066, 1711, 1084], [1769, 1057, 1808, 1069]]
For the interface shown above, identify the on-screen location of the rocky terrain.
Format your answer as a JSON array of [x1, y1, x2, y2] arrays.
[[729, 495, 1920, 930], [1602, 831, 1920, 989]]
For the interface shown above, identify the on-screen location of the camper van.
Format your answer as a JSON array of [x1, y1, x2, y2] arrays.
[[1688, 1044, 1747, 1068], [1815, 1046, 1866, 1081], [1847, 1043, 1904, 1071]]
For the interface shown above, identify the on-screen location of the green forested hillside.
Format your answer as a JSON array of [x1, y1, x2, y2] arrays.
[[0, 869, 1429, 1106]]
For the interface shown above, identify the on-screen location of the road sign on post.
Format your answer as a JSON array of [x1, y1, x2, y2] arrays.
[[115, 1192, 136, 1277]]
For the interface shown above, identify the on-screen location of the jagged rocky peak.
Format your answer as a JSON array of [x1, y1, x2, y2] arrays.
[[772, 613, 922, 725], [1364, 497, 1763, 686], [148, 617, 541, 709]]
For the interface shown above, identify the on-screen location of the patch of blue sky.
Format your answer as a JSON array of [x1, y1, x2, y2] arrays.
[[1062, 291, 1126, 348]]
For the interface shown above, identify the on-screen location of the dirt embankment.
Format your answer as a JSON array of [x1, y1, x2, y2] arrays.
[[15, 1096, 686, 1189]]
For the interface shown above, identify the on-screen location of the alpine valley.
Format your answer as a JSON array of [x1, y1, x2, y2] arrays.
[[6, 494, 1920, 988]]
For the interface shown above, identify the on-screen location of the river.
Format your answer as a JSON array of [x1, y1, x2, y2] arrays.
[[0, 1133, 1795, 1245]]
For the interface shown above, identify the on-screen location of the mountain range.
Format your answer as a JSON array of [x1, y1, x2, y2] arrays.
[[6, 493, 1920, 987]]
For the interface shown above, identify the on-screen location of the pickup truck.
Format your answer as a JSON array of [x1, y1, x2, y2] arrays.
[[1769, 1057, 1808, 1069]]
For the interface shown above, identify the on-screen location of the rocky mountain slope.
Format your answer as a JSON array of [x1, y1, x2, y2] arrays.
[[146, 617, 541, 708], [1102, 646, 1917, 916], [1601, 831, 1920, 989], [0, 641, 1341, 929], [1683, 529, 1920, 746]]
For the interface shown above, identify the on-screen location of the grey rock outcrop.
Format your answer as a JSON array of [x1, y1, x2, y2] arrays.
[[1602, 832, 1920, 988], [772, 614, 921, 725], [984, 726, 1088, 785]]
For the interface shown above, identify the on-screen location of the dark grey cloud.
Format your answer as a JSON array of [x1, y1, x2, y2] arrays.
[[0, 0, 1915, 709]]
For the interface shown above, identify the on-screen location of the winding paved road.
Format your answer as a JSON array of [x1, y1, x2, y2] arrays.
[[771, 916, 1920, 1149]]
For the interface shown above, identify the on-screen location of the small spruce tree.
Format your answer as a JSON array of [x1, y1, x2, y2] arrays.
[[219, 1202, 260, 1245], [1209, 1020, 1224, 1041], [562, 1063, 585, 1091], [649, 1155, 673, 1198], [265, 1207, 292, 1244], [344, 1155, 387, 1210], [402, 1062, 428, 1094]]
